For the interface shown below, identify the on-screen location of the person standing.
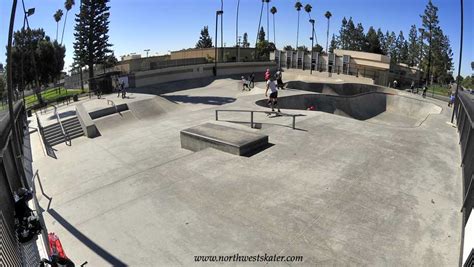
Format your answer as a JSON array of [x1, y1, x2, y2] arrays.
[[265, 77, 280, 113], [410, 81, 415, 93], [264, 68, 271, 81], [276, 69, 284, 90]]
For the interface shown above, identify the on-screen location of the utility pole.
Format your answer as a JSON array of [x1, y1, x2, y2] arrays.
[[309, 19, 315, 74], [451, 0, 464, 123]]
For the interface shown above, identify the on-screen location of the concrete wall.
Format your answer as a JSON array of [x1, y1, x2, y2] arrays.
[[132, 61, 276, 88], [171, 48, 256, 62]]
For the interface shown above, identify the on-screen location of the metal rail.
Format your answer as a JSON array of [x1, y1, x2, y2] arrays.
[[215, 109, 301, 129], [52, 105, 71, 146], [107, 99, 119, 114]]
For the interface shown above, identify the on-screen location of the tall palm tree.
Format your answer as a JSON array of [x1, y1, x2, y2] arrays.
[[325, 11, 332, 54], [295, 1, 303, 48], [304, 4, 312, 19], [60, 0, 75, 45], [265, 0, 270, 42], [256, 0, 265, 51], [53, 9, 63, 41], [270, 6, 277, 45]]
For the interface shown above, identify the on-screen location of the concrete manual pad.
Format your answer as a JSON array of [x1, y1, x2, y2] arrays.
[[181, 122, 269, 156]]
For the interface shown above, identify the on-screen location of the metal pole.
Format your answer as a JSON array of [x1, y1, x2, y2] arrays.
[[220, 0, 224, 63], [251, 111, 254, 128], [452, 0, 464, 123], [236, 0, 240, 62], [7, 0, 27, 187], [214, 11, 218, 76], [310, 20, 314, 74], [215, 110, 218, 121]]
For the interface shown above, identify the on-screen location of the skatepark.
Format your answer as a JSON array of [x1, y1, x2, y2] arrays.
[[30, 70, 461, 265]]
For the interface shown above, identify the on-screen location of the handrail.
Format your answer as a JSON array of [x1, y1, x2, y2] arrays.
[[215, 109, 304, 129], [52, 105, 71, 146], [107, 99, 119, 114]]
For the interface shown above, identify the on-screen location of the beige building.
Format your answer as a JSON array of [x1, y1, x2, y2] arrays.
[[271, 49, 422, 87], [171, 47, 256, 63]]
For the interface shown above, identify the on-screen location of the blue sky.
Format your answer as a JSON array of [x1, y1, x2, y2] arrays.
[[0, 0, 473, 76]]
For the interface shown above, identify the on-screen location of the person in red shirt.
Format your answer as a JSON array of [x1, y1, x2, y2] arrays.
[[264, 69, 271, 81]]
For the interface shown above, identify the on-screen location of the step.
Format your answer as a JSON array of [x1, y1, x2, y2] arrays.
[[180, 123, 269, 156]]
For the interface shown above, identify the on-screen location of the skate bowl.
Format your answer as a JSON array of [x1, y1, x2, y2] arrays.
[[256, 93, 442, 127], [285, 81, 398, 96]]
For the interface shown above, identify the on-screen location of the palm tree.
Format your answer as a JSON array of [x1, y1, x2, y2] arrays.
[[295, 1, 303, 48], [270, 6, 277, 45], [54, 9, 63, 41], [60, 0, 75, 45], [304, 4, 312, 19], [265, 0, 271, 42], [325, 11, 332, 54], [256, 0, 265, 51]]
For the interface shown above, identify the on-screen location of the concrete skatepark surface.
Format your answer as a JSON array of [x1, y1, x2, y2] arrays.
[[31, 70, 461, 266]]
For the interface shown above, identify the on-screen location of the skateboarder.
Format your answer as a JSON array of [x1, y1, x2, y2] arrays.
[[275, 69, 284, 90], [241, 76, 251, 91], [265, 77, 280, 113]]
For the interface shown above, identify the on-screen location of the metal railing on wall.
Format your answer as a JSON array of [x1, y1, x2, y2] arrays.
[[454, 91, 474, 223]]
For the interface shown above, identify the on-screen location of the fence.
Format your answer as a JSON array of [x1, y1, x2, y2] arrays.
[[454, 90, 474, 266]]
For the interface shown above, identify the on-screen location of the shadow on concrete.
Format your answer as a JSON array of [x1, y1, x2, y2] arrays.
[[243, 142, 275, 157], [163, 95, 236, 106], [47, 209, 127, 267], [47, 110, 77, 120], [130, 72, 267, 95]]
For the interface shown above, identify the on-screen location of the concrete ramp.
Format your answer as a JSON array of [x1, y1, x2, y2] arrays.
[[127, 96, 179, 119], [94, 110, 139, 132], [256, 93, 441, 127]]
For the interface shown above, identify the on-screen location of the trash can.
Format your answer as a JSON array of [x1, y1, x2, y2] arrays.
[[73, 94, 79, 102]]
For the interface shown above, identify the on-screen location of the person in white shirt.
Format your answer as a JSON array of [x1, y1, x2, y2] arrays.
[[265, 77, 280, 112]]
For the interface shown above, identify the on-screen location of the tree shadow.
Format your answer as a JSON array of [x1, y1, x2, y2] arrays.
[[163, 95, 236, 105], [47, 209, 127, 267]]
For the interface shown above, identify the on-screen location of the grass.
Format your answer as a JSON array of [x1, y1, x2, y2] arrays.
[[25, 87, 85, 108], [427, 85, 451, 97]]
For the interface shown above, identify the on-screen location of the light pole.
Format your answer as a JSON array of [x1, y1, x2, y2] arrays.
[[220, 0, 224, 64], [214, 10, 223, 76], [309, 19, 315, 74], [418, 28, 424, 88], [238, 36, 241, 62], [144, 49, 150, 58], [236, 0, 240, 61], [451, 0, 464, 123]]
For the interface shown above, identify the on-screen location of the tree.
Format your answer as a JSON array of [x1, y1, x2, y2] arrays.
[[324, 11, 332, 53], [395, 31, 406, 63], [61, 0, 75, 44], [366, 27, 382, 54], [283, 45, 294, 51], [312, 44, 323, 53], [73, 0, 113, 83], [270, 6, 277, 45], [420, 0, 453, 84], [329, 34, 337, 53], [407, 25, 419, 67], [338, 17, 348, 49], [296, 46, 309, 53], [195, 26, 213, 48], [54, 9, 63, 41], [345, 18, 357, 50], [258, 27, 266, 43], [242, 32, 250, 48], [256, 40, 275, 60], [294, 1, 303, 48], [9, 28, 65, 103], [377, 28, 386, 55], [304, 4, 312, 19], [354, 23, 366, 51], [256, 0, 265, 51]]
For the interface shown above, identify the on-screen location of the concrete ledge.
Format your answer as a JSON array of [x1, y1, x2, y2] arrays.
[[76, 103, 100, 138], [180, 123, 268, 156]]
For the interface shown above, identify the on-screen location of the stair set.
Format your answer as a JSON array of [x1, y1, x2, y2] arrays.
[[42, 116, 84, 146]]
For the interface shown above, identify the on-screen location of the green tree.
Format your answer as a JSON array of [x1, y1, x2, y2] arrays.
[[283, 45, 294, 51], [73, 0, 113, 82], [366, 27, 382, 54], [242, 32, 250, 48], [294, 1, 303, 48], [195, 26, 213, 48], [60, 0, 75, 45], [395, 31, 406, 63], [54, 9, 64, 41], [312, 44, 323, 53], [329, 34, 337, 53], [354, 23, 366, 51], [377, 28, 386, 55], [258, 27, 266, 43], [407, 25, 419, 67], [338, 17, 348, 49]]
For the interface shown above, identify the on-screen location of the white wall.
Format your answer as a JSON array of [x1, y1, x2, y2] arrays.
[[463, 210, 474, 265]]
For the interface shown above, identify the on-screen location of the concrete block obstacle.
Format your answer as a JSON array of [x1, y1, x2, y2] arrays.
[[75, 103, 101, 138], [180, 123, 269, 156]]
